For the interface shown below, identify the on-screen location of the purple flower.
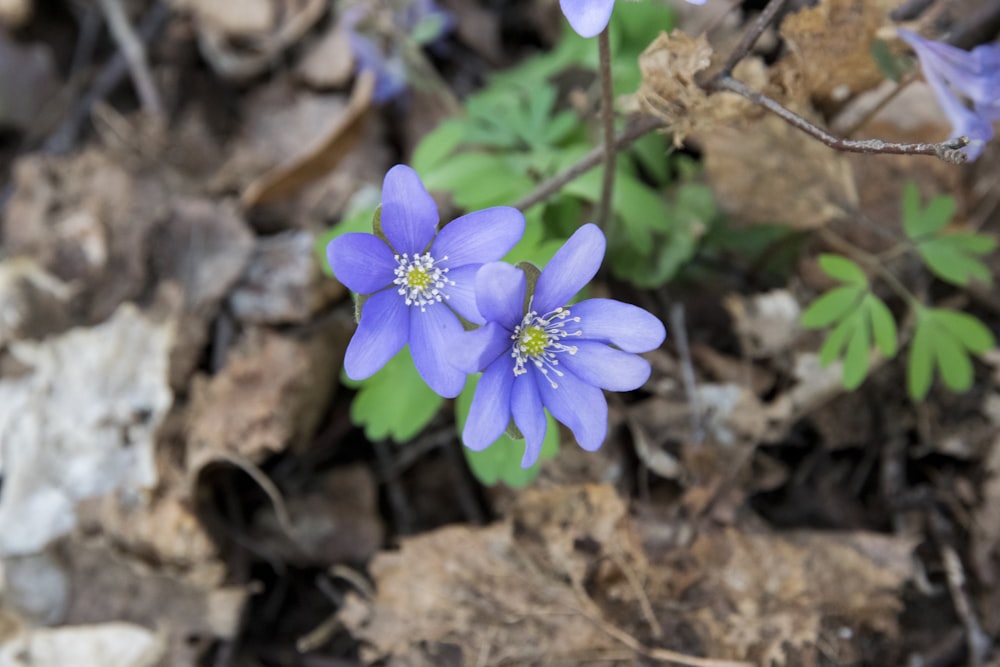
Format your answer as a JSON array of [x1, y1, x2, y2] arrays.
[[899, 29, 1000, 161], [559, 0, 706, 38], [327, 165, 525, 398], [458, 224, 666, 467], [344, 1, 453, 103]]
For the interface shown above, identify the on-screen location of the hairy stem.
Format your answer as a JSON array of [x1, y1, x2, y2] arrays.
[[712, 75, 969, 163], [596, 27, 616, 229]]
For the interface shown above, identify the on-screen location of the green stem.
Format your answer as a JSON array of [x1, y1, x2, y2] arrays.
[[596, 26, 615, 229]]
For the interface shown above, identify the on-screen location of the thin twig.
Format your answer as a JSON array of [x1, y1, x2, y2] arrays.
[[96, 0, 163, 115], [514, 115, 663, 211], [213, 450, 295, 537], [712, 75, 969, 164], [717, 0, 791, 78], [669, 303, 704, 445], [596, 27, 616, 229], [570, 580, 752, 667], [44, 2, 171, 154], [929, 512, 993, 666], [373, 439, 415, 534]]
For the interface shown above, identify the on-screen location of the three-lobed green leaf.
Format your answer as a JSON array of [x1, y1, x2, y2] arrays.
[[344, 348, 446, 443], [801, 254, 898, 390], [907, 308, 996, 400], [901, 181, 996, 286]]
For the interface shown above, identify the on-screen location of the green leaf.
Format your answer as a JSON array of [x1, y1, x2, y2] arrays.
[[933, 309, 996, 353], [932, 326, 974, 392], [345, 347, 445, 442], [629, 131, 670, 184], [842, 317, 870, 390], [866, 295, 898, 357], [907, 308, 994, 400], [908, 314, 935, 400], [421, 152, 534, 209], [902, 182, 955, 239], [454, 374, 559, 487], [916, 235, 994, 286], [871, 38, 907, 82], [801, 285, 864, 328], [819, 313, 857, 366], [411, 119, 467, 173], [411, 12, 448, 44], [610, 0, 676, 61], [818, 254, 868, 286]]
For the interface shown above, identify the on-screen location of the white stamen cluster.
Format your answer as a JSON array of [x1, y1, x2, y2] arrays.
[[393, 252, 453, 311], [511, 304, 582, 388]]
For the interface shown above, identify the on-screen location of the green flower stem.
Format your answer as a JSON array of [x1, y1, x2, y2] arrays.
[[597, 26, 615, 230]]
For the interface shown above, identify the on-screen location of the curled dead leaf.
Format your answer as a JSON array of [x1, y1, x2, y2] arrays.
[[633, 31, 760, 146], [241, 71, 375, 207]]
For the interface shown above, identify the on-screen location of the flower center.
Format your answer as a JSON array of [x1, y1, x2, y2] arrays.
[[511, 303, 582, 388], [393, 252, 453, 311]]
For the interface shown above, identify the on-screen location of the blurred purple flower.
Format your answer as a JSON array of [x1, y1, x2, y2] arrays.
[[899, 29, 1000, 161], [559, 0, 706, 38], [458, 224, 666, 467], [343, 0, 453, 103], [327, 165, 525, 397]]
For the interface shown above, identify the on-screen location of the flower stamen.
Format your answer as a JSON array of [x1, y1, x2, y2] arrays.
[[393, 252, 454, 311], [511, 302, 582, 388]]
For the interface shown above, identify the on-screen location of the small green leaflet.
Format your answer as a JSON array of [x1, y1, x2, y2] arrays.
[[800, 254, 898, 390], [902, 182, 996, 286], [343, 347, 445, 443], [907, 307, 996, 400], [455, 374, 559, 487]]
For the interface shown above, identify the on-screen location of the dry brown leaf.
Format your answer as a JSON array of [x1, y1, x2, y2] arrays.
[[698, 111, 859, 229], [0, 0, 30, 27], [0, 304, 173, 557], [2, 149, 169, 321], [148, 196, 255, 390], [195, 0, 325, 82], [0, 258, 74, 347], [241, 71, 375, 207], [339, 485, 662, 665], [633, 31, 766, 146], [187, 328, 340, 465], [249, 465, 383, 567], [169, 0, 274, 38], [0, 29, 58, 132], [0, 620, 166, 667], [228, 230, 345, 324], [724, 289, 804, 359], [778, 0, 896, 106], [341, 484, 913, 665], [297, 21, 355, 89], [687, 527, 914, 665], [58, 538, 246, 664]]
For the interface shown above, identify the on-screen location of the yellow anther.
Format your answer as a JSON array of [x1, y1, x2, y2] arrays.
[[519, 326, 548, 357]]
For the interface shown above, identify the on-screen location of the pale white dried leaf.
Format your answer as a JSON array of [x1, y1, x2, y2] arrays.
[[0, 304, 173, 556]]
